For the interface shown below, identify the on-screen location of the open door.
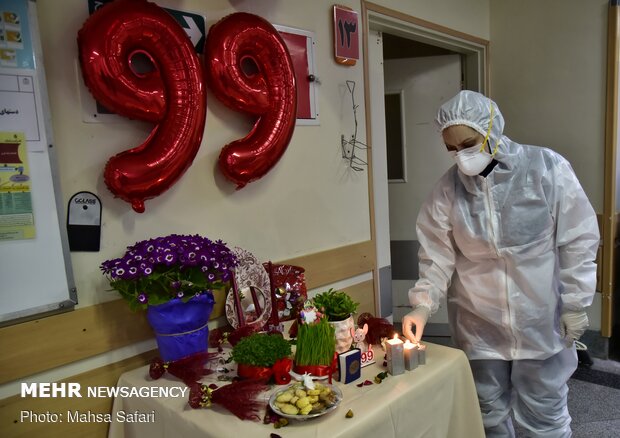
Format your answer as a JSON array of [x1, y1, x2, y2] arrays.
[[362, 1, 489, 322]]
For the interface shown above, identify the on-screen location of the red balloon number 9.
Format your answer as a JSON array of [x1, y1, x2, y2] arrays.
[[205, 13, 297, 189], [78, 0, 206, 213], [78, 1, 297, 211]]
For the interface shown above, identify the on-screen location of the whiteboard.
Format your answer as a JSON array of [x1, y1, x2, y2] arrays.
[[0, 0, 76, 325]]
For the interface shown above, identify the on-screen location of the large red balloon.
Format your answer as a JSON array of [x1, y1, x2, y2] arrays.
[[205, 13, 297, 189], [77, 0, 206, 213]]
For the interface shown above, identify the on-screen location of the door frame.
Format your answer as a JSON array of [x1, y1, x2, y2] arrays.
[[602, 2, 619, 338], [361, 1, 489, 318]]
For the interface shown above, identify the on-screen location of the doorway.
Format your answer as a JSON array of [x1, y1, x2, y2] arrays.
[[362, 3, 489, 332]]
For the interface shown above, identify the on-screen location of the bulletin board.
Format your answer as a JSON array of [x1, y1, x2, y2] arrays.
[[0, 0, 76, 325]]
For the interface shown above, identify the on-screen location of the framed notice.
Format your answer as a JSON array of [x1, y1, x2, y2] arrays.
[[333, 5, 359, 66], [274, 24, 319, 125]]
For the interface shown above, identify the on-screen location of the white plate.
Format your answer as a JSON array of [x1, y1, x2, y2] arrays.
[[225, 248, 272, 329], [269, 382, 342, 421]]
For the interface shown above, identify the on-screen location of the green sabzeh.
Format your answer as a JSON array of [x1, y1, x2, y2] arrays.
[[294, 317, 335, 366], [231, 333, 293, 367]]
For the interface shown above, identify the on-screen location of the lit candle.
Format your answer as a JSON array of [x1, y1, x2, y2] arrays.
[[386, 335, 404, 375], [403, 340, 418, 371], [416, 342, 427, 365]]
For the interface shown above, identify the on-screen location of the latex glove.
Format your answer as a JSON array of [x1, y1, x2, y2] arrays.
[[402, 306, 430, 343], [560, 310, 589, 344]]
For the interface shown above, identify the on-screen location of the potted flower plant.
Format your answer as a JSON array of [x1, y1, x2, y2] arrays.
[[311, 288, 359, 354], [100, 234, 238, 362]]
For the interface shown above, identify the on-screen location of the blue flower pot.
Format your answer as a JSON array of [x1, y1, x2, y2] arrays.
[[146, 292, 215, 362]]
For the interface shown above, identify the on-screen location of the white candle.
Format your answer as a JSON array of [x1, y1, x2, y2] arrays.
[[403, 340, 418, 371], [416, 342, 427, 365], [386, 335, 404, 375]]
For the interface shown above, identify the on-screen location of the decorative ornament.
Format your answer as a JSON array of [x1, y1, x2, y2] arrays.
[[237, 358, 293, 385], [188, 379, 269, 421], [205, 12, 297, 189], [77, 0, 206, 212], [148, 351, 219, 385], [357, 312, 396, 345], [264, 262, 307, 323]]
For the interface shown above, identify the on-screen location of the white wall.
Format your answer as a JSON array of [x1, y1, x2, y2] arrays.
[[489, 0, 607, 211], [490, 0, 608, 330], [36, 0, 370, 308], [374, 0, 490, 40]]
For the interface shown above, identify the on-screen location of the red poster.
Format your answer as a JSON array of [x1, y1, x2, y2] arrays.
[[333, 5, 359, 65], [279, 31, 311, 119]]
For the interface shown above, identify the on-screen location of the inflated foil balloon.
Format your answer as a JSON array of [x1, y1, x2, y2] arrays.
[[77, 0, 206, 213], [205, 12, 297, 189]]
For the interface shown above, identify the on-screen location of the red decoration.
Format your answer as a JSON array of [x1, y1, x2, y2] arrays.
[[148, 351, 219, 385], [77, 0, 206, 213], [205, 12, 297, 189], [357, 312, 396, 345], [188, 379, 269, 421], [236, 358, 292, 385], [293, 353, 338, 384], [264, 263, 307, 323]]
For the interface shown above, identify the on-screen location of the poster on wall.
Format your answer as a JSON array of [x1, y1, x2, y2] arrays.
[[0, 0, 45, 152], [0, 131, 35, 241]]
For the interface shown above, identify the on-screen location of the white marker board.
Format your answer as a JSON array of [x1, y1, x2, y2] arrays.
[[0, 0, 76, 325]]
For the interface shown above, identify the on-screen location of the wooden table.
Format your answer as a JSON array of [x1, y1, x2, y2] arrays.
[[108, 342, 484, 438]]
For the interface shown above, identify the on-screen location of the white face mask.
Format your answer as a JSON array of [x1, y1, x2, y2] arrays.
[[454, 144, 493, 176]]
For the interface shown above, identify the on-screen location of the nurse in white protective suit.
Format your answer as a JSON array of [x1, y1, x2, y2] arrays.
[[402, 90, 599, 437]]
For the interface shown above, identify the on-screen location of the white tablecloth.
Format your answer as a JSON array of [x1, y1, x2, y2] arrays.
[[108, 342, 484, 438]]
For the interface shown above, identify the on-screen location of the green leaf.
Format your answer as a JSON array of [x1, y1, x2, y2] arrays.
[[311, 288, 359, 321], [231, 333, 292, 367]]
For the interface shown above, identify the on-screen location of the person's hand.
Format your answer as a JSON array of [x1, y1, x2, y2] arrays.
[[402, 306, 430, 342], [560, 310, 589, 344]]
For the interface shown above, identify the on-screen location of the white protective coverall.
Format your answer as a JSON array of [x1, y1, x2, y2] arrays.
[[408, 91, 599, 437]]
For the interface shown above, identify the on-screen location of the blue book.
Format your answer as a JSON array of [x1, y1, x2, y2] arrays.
[[337, 348, 361, 384]]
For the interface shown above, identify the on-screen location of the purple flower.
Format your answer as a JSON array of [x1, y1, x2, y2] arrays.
[[101, 234, 238, 308]]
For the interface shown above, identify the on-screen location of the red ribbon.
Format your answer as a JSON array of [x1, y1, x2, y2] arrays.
[[272, 358, 293, 384], [293, 353, 338, 384], [236, 358, 292, 385]]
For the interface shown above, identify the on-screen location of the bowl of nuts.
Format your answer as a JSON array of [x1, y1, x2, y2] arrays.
[[268, 381, 342, 420]]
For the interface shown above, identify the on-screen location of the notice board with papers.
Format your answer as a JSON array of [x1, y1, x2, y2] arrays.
[[0, 0, 76, 325]]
